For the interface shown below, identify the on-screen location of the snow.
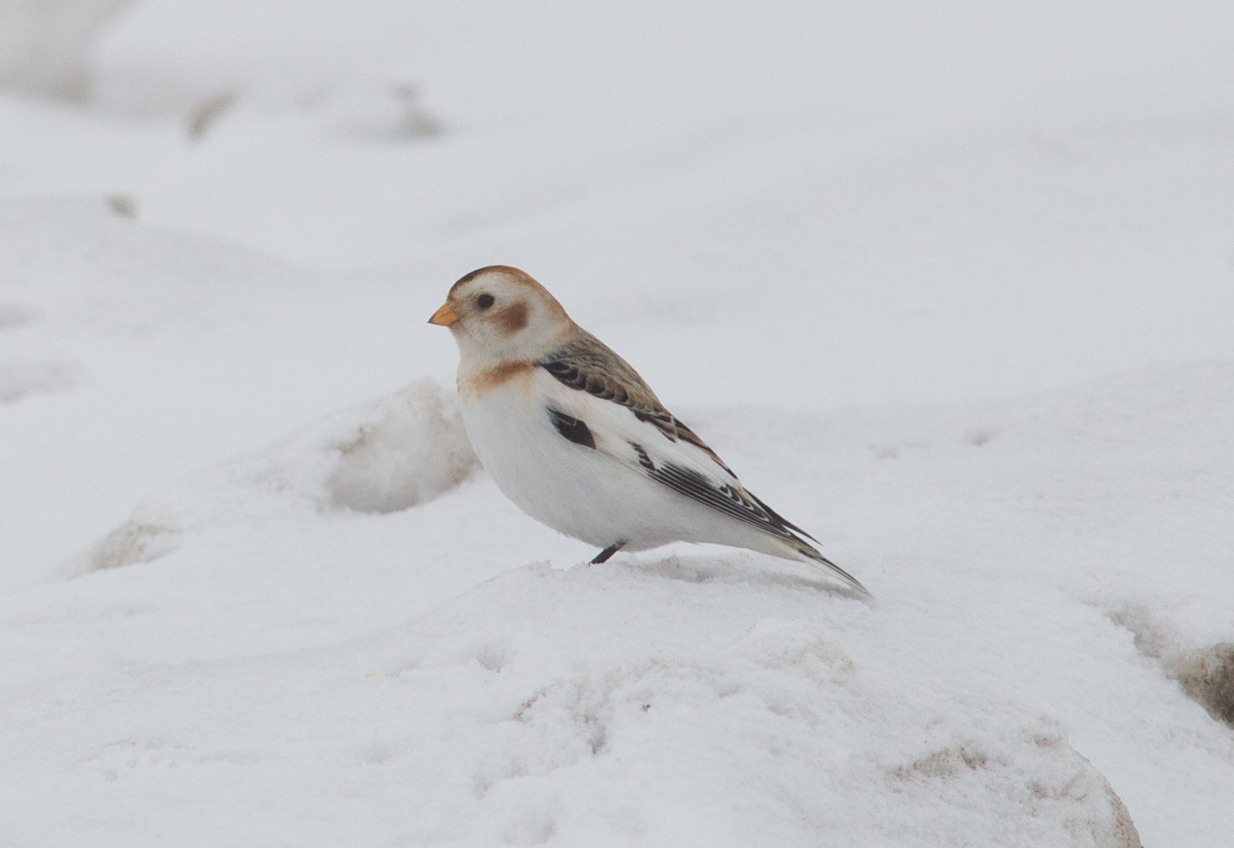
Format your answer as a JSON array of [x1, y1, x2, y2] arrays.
[[2, 1, 1234, 845]]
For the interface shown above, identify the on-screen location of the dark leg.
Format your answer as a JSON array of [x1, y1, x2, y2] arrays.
[[590, 541, 626, 564]]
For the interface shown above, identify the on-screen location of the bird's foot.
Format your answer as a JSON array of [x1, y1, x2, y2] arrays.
[[590, 541, 626, 564]]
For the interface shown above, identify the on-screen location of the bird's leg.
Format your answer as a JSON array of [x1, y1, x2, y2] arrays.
[[590, 541, 626, 564]]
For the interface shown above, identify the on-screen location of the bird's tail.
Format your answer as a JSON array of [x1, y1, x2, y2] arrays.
[[779, 536, 870, 596], [743, 490, 870, 596]]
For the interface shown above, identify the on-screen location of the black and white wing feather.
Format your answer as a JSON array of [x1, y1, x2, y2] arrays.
[[538, 332, 866, 593]]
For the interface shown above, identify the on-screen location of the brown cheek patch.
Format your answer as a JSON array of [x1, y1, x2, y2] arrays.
[[495, 301, 530, 335], [460, 360, 534, 398]]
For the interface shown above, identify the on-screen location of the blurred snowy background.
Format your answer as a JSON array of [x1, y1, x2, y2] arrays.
[[2, 1, 1233, 845]]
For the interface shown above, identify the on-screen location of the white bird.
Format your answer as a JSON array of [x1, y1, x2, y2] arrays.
[[428, 266, 867, 594]]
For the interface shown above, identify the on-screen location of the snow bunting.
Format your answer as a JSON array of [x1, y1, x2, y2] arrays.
[[429, 266, 867, 594]]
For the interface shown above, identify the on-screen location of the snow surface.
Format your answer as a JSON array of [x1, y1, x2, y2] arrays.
[[3, 1, 1234, 845]]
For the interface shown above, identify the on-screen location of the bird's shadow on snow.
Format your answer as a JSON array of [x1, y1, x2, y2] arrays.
[[608, 551, 873, 603]]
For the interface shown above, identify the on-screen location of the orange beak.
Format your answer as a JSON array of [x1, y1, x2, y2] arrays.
[[428, 302, 459, 326]]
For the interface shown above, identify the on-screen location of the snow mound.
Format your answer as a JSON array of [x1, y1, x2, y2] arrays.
[[326, 380, 473, 513], [86, 378, 476, 570], [1101, 598, 1234, 728], [356, 562, 1140, 847], [1176, 645, 1234, 728], [88, 1, 444, 140]]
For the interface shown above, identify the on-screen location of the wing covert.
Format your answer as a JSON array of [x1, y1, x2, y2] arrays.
[[539, 330, 735, 475]]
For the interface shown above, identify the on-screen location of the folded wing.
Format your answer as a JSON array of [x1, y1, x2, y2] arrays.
[[538, 334, 867, 593]]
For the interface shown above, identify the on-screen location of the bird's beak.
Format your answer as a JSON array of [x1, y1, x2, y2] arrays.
[[428, 302, 459, 327]]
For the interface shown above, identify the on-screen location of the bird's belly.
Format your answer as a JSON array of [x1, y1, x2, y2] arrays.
[[460, 384, 698, 549]]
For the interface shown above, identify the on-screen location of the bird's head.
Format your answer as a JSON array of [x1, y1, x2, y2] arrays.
[[428, 266, 574, 369]]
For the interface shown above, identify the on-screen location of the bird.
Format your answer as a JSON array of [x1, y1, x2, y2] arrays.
[[428, 266, 867, 594]]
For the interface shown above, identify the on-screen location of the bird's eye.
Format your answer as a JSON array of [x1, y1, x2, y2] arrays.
[[477, 294, 495, 309]]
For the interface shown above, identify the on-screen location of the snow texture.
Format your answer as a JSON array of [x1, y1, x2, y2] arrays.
[[2, 1, 1234, 846], [86, 379, 477, 570]]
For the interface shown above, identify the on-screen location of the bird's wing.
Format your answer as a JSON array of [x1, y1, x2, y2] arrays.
[[536, 331, 825, 552], [537, 329, 738, 472]]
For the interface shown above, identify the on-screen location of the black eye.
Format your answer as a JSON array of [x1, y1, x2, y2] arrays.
[[476, 294, 495, 309]]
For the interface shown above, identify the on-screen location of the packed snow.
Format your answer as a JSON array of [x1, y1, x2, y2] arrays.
[[2, 1, 1234, 845]]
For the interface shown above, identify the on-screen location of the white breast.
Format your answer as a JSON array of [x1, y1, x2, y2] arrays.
[[458, 367, 730, 550]]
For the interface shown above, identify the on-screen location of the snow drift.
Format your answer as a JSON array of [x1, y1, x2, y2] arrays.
[[3, 1, 1234, 845], [86, 378, 476, 571]]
